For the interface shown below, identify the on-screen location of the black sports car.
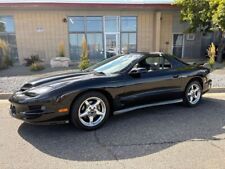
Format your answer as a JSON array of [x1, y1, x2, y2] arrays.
[[9, 52, 212, 130]]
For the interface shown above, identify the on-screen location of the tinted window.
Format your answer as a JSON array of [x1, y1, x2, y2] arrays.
[[137, 56, 172, 71], [145, 56, 161, 65]]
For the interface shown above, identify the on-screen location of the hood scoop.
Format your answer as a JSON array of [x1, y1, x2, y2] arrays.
[[20, 83, 33, 91]]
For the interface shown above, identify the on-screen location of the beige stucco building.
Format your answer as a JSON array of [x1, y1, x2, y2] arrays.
[[0, 1, 214, 64]]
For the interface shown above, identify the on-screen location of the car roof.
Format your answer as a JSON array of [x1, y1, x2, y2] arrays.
[[130, 52, 188, 67], [130, 52, 164, 56]]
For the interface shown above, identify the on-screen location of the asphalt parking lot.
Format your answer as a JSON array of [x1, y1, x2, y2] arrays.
[[1, 93, 225, 169]]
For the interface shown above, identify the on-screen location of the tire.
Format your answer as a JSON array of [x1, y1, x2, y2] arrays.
[[183, 81, 202, 107], [70, 91, 110, 130]]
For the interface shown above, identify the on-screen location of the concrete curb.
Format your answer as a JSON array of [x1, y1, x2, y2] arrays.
[[208, 88, 225, 93], [0, 93, 11, 100], [0, 88, 225, 100]]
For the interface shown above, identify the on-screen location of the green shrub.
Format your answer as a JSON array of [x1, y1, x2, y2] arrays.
[[24, 54, 42, 66], [207, 43, 216, 69], [79, 36, 90, 70], [30, 62, 45, 71]]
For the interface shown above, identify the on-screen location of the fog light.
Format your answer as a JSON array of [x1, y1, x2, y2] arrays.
[[41, 106, 46, 111], [58, 108, 69, 113]]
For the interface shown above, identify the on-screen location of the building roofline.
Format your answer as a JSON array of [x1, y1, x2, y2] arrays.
[[0, 3, 177, 9]]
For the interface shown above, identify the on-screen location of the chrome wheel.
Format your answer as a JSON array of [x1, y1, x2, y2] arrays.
[[187, 83, 201, 105], [78, 97, 106, 127]]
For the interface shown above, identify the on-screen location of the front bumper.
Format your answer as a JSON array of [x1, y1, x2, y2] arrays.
[[9, 93, 69, 124]]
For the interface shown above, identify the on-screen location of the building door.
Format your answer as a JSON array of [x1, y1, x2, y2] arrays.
[[104, 16, 120, 59], [105, 33, 119, 58], [172, 34, 184, 58]]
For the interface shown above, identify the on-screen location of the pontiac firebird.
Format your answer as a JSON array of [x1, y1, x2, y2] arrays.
[[9, 52, 212, 130]]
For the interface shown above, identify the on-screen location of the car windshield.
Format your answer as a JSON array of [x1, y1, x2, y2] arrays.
[[86, 54, 141, 74]]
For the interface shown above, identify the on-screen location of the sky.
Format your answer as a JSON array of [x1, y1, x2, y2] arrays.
[[0, 0, 174, 4]]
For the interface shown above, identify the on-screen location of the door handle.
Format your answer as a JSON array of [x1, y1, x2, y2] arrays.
[[173, 75, 179, 78]]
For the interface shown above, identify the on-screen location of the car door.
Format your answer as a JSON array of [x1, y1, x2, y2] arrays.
[[118, 54, 183, 109]]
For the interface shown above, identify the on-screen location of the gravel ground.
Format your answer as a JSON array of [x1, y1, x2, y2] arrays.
[[0, 65, 224, 93], [0, 65, 78, 93], [209, 69, 225, 88]]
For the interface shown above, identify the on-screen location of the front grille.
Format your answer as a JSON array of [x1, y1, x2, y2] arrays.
[[29, 105, 41, 111]]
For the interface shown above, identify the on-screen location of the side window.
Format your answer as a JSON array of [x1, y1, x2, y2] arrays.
[[136, 55, 172, 72], [145, 56, 161, 66], [163, 58, 172, 69]]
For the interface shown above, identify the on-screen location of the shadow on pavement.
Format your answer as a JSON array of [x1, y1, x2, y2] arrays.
[[18, 97, 225, 161]]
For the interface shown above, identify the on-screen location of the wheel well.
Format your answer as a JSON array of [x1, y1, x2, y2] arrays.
[[69, 89, 114, 116], [186, 77, 203, 90]]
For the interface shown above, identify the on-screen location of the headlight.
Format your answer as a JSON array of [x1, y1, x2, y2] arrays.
[[24, 86, 53, 97]]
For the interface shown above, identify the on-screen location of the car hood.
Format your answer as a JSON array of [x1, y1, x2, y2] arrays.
[[20, 71, 96, 91]]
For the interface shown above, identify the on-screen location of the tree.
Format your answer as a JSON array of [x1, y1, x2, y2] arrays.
[[79, 35, 90, 70], [210, 0, 225, 31], [175, 0, 225, 62]]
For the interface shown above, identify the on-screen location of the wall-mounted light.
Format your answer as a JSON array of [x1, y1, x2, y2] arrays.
[[165, 41, 170, 45], [62, 18, 67, 23]]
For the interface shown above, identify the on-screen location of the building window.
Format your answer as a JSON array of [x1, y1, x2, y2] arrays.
[[121, 17, 137, 32], [68, 16, 104, 62], [69, 33, 84, 61], [0, 16, 18, 61], [105, 16, 119, 33], [68, 17, 85, 32], [86, 33, 104, 61], [86, 17, 104, 61], [68, 16, 137, 62], [121, 33, 137, 54], [86, 17, 103, 32], [172, 34, 184, 58], [120, 17, 137, 54]]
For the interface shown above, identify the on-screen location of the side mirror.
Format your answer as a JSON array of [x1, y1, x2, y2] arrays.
[[129, 67, 147, 76]]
